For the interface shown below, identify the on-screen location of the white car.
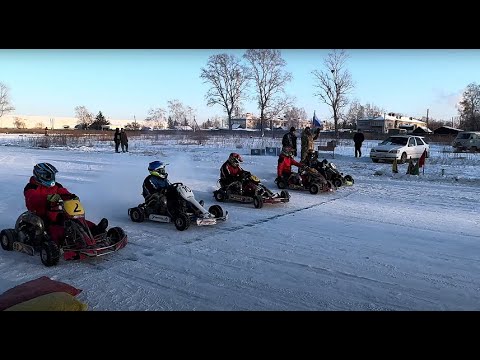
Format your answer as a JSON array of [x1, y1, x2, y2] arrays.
[[370, 135, 429, 163]]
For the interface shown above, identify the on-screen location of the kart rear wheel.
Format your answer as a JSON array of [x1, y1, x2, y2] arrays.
[[0, 229, 16, 251], [174, 213, 190, 231], [253, 195, 263, 209], [40, 241, 60, 267], [208, 205, 224, 218], [309, 183, 319, 195], [276, 178, 287, 189], [129, 207, 145, 223], [280, 190, 290, 200], [333, 178, 343, 188], [214, 190, 226, 202], [107, 227, 126, 245]]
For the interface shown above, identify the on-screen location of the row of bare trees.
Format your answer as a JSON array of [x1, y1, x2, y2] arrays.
[[200, 49, 355, 137], [145, 99, 198, 130]]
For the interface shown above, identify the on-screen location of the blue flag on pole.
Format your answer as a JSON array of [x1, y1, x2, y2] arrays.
[[312, 111, 323, 129]]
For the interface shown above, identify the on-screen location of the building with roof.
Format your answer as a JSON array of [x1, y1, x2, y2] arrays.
[[356, 112, 428, 134]]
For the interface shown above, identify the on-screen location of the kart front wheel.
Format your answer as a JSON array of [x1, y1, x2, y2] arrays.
[[40, 241, 60, 267]]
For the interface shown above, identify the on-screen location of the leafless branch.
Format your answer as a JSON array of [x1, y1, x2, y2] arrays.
[[312, 49, 354, 137], [200, 53, 250, 130], [243, 49, 293, 135], [0, 82, 15, 118]]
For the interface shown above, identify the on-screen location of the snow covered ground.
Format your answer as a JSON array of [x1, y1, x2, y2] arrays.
[[0, 134, 479, 310]]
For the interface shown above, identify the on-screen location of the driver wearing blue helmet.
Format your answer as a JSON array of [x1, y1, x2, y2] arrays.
[[142, 161, 171, 210]]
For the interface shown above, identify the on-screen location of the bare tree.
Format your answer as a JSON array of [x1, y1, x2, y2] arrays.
[[167, 99, 187, 126], [312, 49, 354, 138], [345, 99, 385, 129], [13, 117, 26, 129], [283, 106, 307, 129], [35, 122, 45, 129], [74, 106, 94, 129], [145, 107, 167, 129], [200, 53, 250, 131], [458, 82, 480, 131], [243, 49, 293, 136], [0, 82, 15, 118]]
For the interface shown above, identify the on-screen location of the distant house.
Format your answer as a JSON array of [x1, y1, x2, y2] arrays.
[[412, 126, 433, 134], [357, 112, 427, 134], [433, 126, 463, 135], [174, 125, 193, 131]]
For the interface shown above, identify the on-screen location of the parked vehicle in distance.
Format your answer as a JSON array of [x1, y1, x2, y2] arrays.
[[452, 131, 480, 152], [370, 135, 429, 163]]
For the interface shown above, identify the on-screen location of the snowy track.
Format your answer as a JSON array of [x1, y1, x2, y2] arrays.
[[1, 141, 479, 310]]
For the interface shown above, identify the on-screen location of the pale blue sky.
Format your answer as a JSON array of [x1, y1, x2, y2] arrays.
[[0, 49, 478, 123]]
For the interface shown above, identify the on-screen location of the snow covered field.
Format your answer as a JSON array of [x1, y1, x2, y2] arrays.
[[0, 134, 479, 310]]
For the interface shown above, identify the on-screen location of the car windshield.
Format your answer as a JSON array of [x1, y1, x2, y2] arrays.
[[457, 133, 471, 139], [380, 137, 408, 146]]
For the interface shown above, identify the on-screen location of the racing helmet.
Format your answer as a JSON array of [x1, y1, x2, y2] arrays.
[[33, 163, 58, 187], [228, 153, 243, 167], [281, 146, 294, 157], [148, 161, 168, 179]]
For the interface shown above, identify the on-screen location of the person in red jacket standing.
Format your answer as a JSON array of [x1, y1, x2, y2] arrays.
[[277, 146, 304, 186], [23, 163, 108, 246]]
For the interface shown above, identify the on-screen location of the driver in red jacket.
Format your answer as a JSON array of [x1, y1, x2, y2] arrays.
[[277, 146, 303, 186], [24, 163, 108, 246]]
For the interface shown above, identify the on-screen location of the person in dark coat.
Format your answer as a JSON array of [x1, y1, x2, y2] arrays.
[[113, 128, 121, 153], [301, 127, 320, 162], [120, 128, 129, 152], [353, 130, 365, 158], [282, 127, 297, 157]]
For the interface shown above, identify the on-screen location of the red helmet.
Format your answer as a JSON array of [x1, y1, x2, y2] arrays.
[[228, 153, 243, 167]]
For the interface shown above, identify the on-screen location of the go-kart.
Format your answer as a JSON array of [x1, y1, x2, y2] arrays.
[[1, 198, 128, 267], [275, 166, 334, 194], [128, 182, 228, 231], [213, 171, 290, 209]]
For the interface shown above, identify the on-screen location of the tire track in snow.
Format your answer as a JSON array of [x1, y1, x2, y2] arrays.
[[184, 190, 358, 243]]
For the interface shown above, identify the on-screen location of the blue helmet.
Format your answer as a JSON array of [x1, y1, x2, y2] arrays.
[[148, 161, 168, 179], [33, 163, 58, 187]]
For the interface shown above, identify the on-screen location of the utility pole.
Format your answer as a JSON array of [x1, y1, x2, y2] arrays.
[[426, 109, 429, 127]]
